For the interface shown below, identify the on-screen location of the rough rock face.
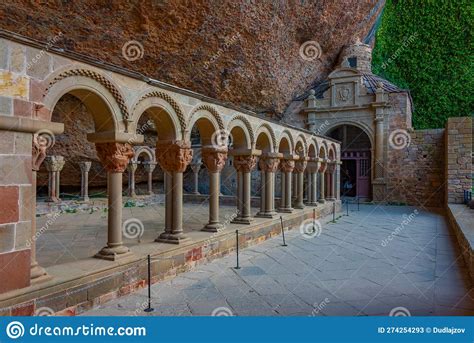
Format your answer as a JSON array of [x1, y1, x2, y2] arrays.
[[1, 0, 382, 116]]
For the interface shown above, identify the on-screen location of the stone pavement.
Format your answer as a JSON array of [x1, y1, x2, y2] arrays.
[[81, 204, 474, 316]]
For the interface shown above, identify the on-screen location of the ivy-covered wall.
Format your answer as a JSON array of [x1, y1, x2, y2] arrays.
[[372, 0, 473, 129]]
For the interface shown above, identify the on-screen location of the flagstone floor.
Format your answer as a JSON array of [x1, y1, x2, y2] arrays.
[[80, 204, 474, 316]]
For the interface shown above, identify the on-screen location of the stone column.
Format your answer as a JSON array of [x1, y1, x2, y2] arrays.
[[327, 163, 336, 201], [373, 82, 387, 201], [201, 146, 227, 232], [155, 140, 193, 244], [127, 162, 138, 198], [231, 154, 257, 224], [95, 142, 134, 261], [294, 158, 307, 209], [335, 161, 341, 200], [79, 161, 91, 202], [30, 137, 48, 281], [190, 163, 201, 195], [278, 158, 295, 213], [143, 162, 156, 195], [256, 155, 280, 218], [306, 159, 320, 206], [44, 155, 64, 202], [318, 159, 328, 203]]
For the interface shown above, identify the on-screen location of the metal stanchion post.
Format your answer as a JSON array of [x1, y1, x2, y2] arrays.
[[332, 202, 336, 222], [313, 208, 316, 234], [144, 254, 154, 313], [279, 216, 287, 247], [357, 196, 360, 211], [346, 199, 349, 216], [234, 230, 240, 269]]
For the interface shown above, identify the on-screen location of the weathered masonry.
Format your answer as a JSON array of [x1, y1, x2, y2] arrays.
[[0, 33, 341, 305]]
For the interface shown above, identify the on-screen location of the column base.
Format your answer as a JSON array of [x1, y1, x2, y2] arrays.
[[294, 204, 305, 209], [327, 197, 336, 201], [45, 197, 60, 203], [80, 196, 90, 202], [95, 245, 133, 261], [318, 199, 326, 204], [30, 263, 51, 282], [202, 222, 224, 232], [278, 207, 294, 213], [306, 202, 318, 206], [256, 211, 278, 219], [155, 232, 190, 244], [231, 217, 253, 225]]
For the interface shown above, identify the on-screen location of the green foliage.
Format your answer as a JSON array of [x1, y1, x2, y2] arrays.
[[372, 0, 473, 129]]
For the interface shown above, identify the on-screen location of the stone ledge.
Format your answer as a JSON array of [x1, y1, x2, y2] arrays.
[[0, 201, 341, 316], [0, 115, 64, 134], [447, 204, 474, 282]]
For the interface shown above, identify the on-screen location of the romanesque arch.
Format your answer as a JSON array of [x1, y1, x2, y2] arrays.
[[227, 115, 254, 149], [254, 123, 277, 151]]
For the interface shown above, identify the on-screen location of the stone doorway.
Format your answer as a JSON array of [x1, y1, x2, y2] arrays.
[[328, 125, 372, 200]]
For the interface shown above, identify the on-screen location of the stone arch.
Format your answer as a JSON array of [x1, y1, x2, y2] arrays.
[[330, 142, 339, 160], [277, 130, 294, 154], [131, 91, 186, 136], [227, 115, 254, 149], [131, 146, 156, 163], [42, 68, 126, 132], [294, 133, 308, 157], [319, 142, 328, 159], [131, 93, 183, 140], [254, 123, 277, 151], [323, 120, 375, 148], [254, 124, 276, 153], [308, 139, 318, 158], [188, 104, 225, 131], [186, 107, 222, 145]]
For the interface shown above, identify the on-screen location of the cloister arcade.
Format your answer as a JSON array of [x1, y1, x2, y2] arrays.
[[0, 36, 340, 306]]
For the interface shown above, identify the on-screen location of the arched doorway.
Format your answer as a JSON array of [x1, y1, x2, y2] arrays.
[[327, 125, 372, 200]]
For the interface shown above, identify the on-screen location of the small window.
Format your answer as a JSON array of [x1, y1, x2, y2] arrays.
[[348, 57, 357, 68]]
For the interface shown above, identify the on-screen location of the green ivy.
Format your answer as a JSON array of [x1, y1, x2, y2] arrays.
[[372, 0, 473, 129]]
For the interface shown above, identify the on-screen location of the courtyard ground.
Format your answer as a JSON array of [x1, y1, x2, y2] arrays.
[[80, 204, 474, 316]]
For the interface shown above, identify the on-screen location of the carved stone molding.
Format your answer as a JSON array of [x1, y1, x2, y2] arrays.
[[201, 147, 228, 173], [155, 140, 193, 173], [96, 142, 134, 173], [258, 157, 279, 173], [143, 162, 157, 173], [32, 139, 47, 172], [229, 115, 254, 144], [189, 104, 225, 130], [134, 91, 186, 132], [234, 155, 257, 173], [45, 69, 130, 120], [279, 159, 295, 173]]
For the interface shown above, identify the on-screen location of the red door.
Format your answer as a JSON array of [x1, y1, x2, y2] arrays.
[[341, 151, 371, 200], [356, 157, 370, 199]]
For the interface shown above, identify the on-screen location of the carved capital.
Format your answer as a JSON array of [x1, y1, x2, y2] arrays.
[[201, 147, 228, 173], [127, 162, 138, 173], [79, 161, 92, 173], [44, 155, 65, 172], [306, 161, 320, 173], [279, 159, 295, 173], [96, 142, 134, 173], [155, 140, 193, 173], [32, 139, 47, 172], [143, 162, 157, 173], [319, 161, 328, 173], [294, 159, 308, 173], [258, 157, 279, 173], [234, 155, 257, 173]]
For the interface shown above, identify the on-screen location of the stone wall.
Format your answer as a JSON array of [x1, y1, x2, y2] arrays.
[[386, 128, 445, 208], [445, 116, 473, 204]]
